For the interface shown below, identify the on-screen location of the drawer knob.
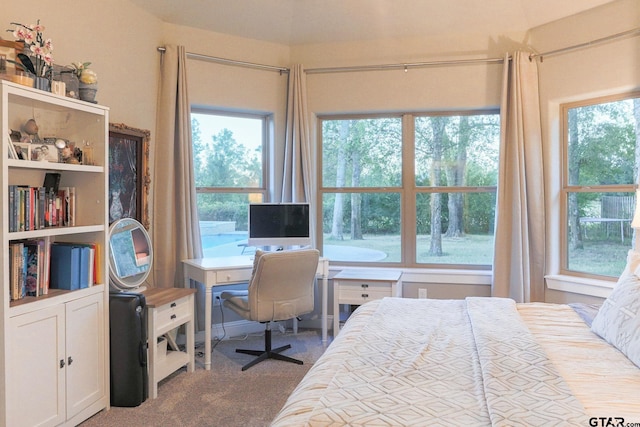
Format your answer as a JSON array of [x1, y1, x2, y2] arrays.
[[361, 293, 369, 298], [170, 302, 177, 308], [361, 284, 368, 288], [171, 314, 177, 319]]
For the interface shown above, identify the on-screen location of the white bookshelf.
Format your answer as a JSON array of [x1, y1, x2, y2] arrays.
[[0, 80, 110, 427]]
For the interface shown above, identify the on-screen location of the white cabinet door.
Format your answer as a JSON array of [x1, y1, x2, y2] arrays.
[[7, 305, 65, 427], [65, 292, 105, 420]]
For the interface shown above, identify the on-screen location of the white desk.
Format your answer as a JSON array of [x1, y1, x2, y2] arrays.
[[182, 255, 329, 370]]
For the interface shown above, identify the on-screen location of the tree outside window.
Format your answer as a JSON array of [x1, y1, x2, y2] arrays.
[[191, 111, 267, 257], [563, 94, 640, 277], [319, 111, 499, 266]]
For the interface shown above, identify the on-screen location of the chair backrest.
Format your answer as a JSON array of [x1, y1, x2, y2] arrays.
[[247, 248, 320, 322]]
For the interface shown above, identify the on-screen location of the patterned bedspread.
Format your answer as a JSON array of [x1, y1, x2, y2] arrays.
[[271, 297, 588, 427]]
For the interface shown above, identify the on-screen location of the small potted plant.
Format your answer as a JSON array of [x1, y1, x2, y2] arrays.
[[71, 61, 98, 103]]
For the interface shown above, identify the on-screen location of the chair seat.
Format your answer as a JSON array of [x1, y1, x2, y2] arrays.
[[220, 290, 250, 316]]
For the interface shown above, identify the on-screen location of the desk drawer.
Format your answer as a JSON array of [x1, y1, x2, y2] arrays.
[[215, 269, 252, 284], [154, 296, 191, 333], [338, 287, 391, 303]]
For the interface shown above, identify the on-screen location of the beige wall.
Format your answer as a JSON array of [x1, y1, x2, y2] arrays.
[[1, 0, 161, 129]]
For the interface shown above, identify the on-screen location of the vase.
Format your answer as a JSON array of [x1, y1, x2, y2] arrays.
[[79, 83, 98, 103], [56, 67, 79, 99], [33, 76, 51, 92]]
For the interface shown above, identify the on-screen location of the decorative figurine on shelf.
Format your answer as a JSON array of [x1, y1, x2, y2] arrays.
[[21, 118, 41, 143], [55, 139, 83, 164]]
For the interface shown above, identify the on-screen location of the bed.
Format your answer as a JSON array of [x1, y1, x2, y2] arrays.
[[271, 252, 640, 426]]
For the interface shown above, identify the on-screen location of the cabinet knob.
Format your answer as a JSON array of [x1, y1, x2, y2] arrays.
[[171, 314, 177, 320], [68, 356, 73, 366], [170, 302, 177, 308], [361, 293, 369, 298], [59, 359, 65, 369], [361, 284, 368, 288]]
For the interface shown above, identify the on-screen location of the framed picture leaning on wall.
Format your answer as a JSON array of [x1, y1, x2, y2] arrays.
[[108, 123, 151, 229]]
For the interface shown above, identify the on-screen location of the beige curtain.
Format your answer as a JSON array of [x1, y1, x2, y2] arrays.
[[152, 45, 203, 289], [492, 51, 545, 302], [281, 64, 313, 204], [281, 64, 320, 318]]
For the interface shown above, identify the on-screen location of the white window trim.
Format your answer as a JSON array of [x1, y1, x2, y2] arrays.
[[545, 274, 615, 299]]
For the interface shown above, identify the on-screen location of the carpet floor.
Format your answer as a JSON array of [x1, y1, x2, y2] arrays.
[[80, 328, 328, 427]]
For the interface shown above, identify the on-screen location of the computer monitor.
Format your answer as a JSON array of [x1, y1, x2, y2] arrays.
[[248, 203, 311, 247]]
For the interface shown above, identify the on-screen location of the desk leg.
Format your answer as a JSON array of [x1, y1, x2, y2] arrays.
[[183, 268, 201, 371], [187, 294, 195, 373], [322, 274, 328, 344], [204, 285, 212, 370]]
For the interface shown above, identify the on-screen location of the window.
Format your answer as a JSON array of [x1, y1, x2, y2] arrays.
[[319, 111, 500, 266], [562, 93, 640, 278], [191, 110, 268, 257]]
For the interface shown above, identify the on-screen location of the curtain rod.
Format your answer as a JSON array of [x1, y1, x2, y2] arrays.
[[530, 27, 640, 61], [304, 57, 504, 74], [156, 46, 289, 73], [158, 25, 639, 74]]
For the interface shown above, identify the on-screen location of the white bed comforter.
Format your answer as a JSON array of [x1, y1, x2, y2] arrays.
[[271, 297, 588, 427]]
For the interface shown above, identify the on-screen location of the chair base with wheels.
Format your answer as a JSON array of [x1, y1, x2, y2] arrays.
[[235, 322, 303, 371]]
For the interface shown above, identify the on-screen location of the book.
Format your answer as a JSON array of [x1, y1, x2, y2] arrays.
[[68, 187, 76, 226], [93, 243, 102, 285], [78, 245, 90, 289], [8, 185, 16, 232], [50, 243, 81, 290], [23, 241, 40, 297], [40, 237, 51, 295], [9, 242, 26, 300], [43, 172, 61, 194]]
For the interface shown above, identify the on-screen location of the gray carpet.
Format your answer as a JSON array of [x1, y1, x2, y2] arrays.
[[80, 328, 328, 427]]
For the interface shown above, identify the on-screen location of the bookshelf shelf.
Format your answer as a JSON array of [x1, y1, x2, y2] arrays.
[[7, 158, 104, 173], [1, 80, 110, 427]]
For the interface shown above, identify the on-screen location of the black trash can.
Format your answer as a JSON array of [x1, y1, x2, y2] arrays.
[[109, 292, 148, 407]]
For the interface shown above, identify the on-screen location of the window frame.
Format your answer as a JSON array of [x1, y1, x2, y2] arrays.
[[559, 91, 640, 280], [317, 109, 499, 269], [191, 107, 270, 202]]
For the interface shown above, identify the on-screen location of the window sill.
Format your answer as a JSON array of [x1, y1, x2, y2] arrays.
[[545, 274, 615, 298]]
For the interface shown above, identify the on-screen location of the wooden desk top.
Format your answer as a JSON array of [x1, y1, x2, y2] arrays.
[[142, 287, 196, 308]]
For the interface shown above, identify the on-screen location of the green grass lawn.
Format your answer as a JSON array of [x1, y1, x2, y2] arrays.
[[324, 233, 494, 264], [568, 240, 629, 277], [324, 233, 629, 277]]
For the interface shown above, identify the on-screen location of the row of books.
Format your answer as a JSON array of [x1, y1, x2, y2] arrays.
[[9, 239, 102, 302], [9, 238, 50, 300], [8, 185, 76, 232]]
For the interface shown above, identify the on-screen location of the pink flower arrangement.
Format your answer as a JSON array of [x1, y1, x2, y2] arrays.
[[8, 20, 54, 77]]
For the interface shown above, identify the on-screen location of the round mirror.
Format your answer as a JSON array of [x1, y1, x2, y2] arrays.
[[108, 218, 153, 291]]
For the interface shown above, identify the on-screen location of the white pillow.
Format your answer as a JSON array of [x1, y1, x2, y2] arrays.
[[591, 250, 640, 368]]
